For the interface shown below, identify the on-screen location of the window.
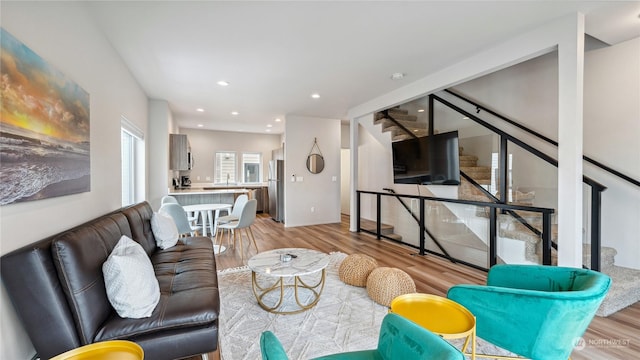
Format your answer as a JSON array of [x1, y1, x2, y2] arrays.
[[242, 153, 262, 183], [121, 117, 144, 207], [215, 152, 237, 184]]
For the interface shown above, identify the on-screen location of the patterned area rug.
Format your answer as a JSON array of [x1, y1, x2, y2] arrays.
[[217, 251, 515, 360]]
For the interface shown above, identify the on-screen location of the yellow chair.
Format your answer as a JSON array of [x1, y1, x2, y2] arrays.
[[50, 340, 143, 360]]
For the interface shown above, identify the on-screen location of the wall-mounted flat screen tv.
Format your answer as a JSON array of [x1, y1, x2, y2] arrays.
[[392, 130, 460, 185]]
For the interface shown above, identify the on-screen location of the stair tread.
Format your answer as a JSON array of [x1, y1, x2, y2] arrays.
[[388, 107, 409, 115], [597, 265, 640, 316], [375, 110, 417, 122], [376, 118, 427, 129], [392, 130, 428, 141], [460, 166, 491, 171], [360, 218, 394, 233]]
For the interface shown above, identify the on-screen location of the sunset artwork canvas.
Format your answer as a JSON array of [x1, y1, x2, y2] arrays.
[[1, 28, 90, 205]]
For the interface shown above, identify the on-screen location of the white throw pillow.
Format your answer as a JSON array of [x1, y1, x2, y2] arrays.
[[151, 212, 179, 249], [103, 235, 160, 318]]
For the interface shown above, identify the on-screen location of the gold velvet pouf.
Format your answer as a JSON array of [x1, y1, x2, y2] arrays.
[[338, 253, 378, 287], [366, 267, 416, 306]]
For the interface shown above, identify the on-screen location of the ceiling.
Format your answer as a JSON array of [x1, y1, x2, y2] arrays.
[[86, 1, 640, 135]]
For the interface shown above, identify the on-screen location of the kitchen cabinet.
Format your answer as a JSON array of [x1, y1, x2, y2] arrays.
[[170, 134, 190, 170], [251, 187, 269, 213]]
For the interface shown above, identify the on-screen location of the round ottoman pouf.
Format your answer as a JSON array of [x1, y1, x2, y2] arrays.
[[339, 254, 378, 287], [366, 267, 416, 306]]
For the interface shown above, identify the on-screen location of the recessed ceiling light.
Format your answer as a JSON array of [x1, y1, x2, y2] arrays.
[[390, 72, 405, 80], [267, 124, 273, 128], [417, 109, 425, 113], [275, 118, 281, 122], [217, 80, 229, 86], [462, 116, 470, 120], [196, 108, 204, 112], [197, 124, 204, 127], [311, 93, 320, 99], [231, 111, 239, 116]]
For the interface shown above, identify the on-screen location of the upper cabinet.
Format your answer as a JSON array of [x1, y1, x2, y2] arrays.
[[170, 134, 190, 170]]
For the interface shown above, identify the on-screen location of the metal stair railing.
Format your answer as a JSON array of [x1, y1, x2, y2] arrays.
[[357, 190, 555, 271], [432, 91, 611, 270], [459, 172, 548, 245], [382, 188, 455, 263], [444, 89, 640, 189]]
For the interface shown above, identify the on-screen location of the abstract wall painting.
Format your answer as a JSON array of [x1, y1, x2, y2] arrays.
[[1, 28, 90, 205]]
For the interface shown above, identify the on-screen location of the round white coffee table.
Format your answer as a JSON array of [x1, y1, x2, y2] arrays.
[[247, 248, 329, 314]]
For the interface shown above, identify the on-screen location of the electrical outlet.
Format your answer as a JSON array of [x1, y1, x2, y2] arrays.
[[311, 206, 315, 212], [206, 176, 211, 181], [197, 176, 201, 180]]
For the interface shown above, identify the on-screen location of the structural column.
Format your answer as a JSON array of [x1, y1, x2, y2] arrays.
[[349, 116, 359, 232], [557, 13, 585, 267]]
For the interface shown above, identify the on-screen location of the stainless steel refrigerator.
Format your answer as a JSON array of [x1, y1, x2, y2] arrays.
[[268, 159, 284, 222]]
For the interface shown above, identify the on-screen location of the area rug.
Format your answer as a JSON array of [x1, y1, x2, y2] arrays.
[[217, 251, 515, 360]]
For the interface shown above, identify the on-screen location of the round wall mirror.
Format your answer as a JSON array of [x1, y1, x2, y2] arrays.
[[306, 154, 325, 174]]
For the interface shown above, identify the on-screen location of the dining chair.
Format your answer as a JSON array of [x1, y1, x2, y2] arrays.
[[159, 203, 202, 237], [161, 195, 198, 224], [216, 199, 258, 260], [161, 195, 178, 205], [216, 194, 248, 226]]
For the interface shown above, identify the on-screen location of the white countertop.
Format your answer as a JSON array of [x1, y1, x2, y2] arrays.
[[168, 188, 251, 195], [190, 182, 267, 188]]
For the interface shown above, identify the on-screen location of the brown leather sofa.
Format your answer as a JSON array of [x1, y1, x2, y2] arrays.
[[1, 202, 220, 360]]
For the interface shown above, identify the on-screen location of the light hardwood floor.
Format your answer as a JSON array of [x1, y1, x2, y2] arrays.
[[193, 214, 639, 360]]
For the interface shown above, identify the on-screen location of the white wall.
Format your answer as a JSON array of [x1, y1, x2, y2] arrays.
[[179, 128, 281, 184], [0, 3, 148, 359], [340, 124, 351, 214], [340, 149, 351, 214], [284, 116, 341, 227], [454, 52, 559, 140], [584, 37, 640, 269], [356, 123, 395, 223], [148, 99, 173, 210]]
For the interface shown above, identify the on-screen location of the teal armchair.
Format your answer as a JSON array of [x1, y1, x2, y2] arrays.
[[260, 313, 464, 360], [447, 264, 611, 360]]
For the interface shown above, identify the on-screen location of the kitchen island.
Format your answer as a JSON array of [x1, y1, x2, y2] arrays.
[[169, 185, 268, 212]]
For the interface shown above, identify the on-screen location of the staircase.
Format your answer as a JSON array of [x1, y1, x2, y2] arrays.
[[374, 107, 427, 141], [584, 246, 640, 317], [371, 104, 640, 317], [457, 147, 492, 201], [359, 218, 402, 241]]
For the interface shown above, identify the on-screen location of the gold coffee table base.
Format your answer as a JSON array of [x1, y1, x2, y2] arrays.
[[251, 269, 326, 314]]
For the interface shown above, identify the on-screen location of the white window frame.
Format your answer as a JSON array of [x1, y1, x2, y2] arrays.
[[121, 117, 144, 207], [242, 152, 262, 184], [215, 151, 237, 185]]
